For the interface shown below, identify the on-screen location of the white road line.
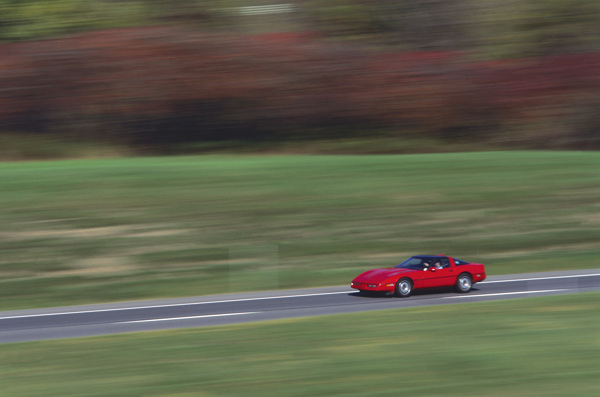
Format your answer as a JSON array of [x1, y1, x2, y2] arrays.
[[479, 273, 600, 284], [2, 272, 598, 320], [443, 289, 569, 299], [119, 312, 259, 324], [0, 291, 351, 320]]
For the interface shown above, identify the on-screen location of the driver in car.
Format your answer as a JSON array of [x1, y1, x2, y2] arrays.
[[423, 261, 442, 270]]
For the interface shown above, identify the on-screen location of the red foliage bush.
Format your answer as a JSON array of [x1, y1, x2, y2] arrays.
[[0, 27, 598, 147]]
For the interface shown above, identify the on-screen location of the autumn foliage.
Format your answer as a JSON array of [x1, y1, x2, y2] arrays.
[[1, 27, 599, 149]]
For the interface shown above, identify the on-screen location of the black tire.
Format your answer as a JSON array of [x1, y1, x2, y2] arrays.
[[455, 273, 472, 293], [395, 278, 413, 297]]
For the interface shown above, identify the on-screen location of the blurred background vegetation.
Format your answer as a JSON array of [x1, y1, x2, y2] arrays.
[[2, 0, 599, 54], [0, 0, 599, 158]]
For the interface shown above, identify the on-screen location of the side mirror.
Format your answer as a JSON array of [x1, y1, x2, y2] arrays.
[[429, 267, 437, 272]]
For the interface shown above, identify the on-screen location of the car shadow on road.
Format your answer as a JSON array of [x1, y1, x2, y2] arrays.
[[348, 287, 482, 299]]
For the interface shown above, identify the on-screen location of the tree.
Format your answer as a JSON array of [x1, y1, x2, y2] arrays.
[[0, 0, 146, 41], [472, 0, 600, 58], [300, 0, 476, 51]]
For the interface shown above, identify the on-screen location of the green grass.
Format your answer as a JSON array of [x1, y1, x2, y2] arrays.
[[1, 151, 599, 310], [0, 134, 130, 161], [2, 292, 599, 396]]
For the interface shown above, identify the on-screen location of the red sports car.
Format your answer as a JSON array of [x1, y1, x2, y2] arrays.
[[351, 255, 486, 297]]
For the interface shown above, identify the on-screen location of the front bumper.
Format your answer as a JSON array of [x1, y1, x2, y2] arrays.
[[351, 281, 395, 292]]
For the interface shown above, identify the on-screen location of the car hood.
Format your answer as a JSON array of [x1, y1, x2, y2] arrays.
[[353, 268, 413, 283]]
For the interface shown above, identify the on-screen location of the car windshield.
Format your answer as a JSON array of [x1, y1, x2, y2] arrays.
[[395, 256, 436, 270]]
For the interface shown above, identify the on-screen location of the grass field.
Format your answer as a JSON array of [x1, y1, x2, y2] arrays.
[[2, 292, 599, 396], [1, 151, 599, 310]]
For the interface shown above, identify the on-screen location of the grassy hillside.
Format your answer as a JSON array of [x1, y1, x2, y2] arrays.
[[3, 292, 600, 396], [1, 151, 599, 309]]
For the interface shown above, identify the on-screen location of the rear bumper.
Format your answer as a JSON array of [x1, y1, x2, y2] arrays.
[[473, 272, 486, 283]]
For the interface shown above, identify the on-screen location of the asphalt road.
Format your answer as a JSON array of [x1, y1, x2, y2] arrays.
[[2, 269, 600, 344]]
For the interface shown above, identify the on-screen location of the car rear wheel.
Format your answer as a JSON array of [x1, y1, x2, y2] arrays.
[[395, 278, 413, 297], [455, 273, 472, 293]]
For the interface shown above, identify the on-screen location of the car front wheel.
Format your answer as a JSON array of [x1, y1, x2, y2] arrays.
[[396, 278, 413, 297], [455, 273, 472, 293]]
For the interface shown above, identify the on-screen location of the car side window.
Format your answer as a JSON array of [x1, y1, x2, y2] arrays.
[[440, 258, 450, 268], [412, 258, 427, 270]]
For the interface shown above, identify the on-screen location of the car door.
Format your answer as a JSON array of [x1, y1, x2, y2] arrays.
[[423, 257, 455, 288]]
